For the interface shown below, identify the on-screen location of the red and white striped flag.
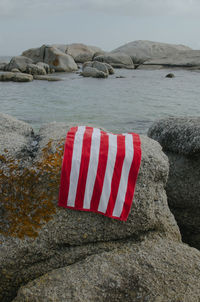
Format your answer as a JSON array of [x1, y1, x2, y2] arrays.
[[58, 126, 141, 221]]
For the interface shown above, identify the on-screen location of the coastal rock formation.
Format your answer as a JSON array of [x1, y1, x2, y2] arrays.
[[94, 53, 134, 69], [43, 46, 78, 72], [0, 72, 33, 82], [148, 117, 200, 250], [26, 64, 46, 75], [0, 113, 187, 302], [36, 62, 52, 74], [81, 61, 114, 78], [143, 50, 200, 69], [5, 56, 33, 73], [22, 45, 78, 72], [112, 40, 191, 62], [13, 237, 200, 302], [22, 43, 104, 65]]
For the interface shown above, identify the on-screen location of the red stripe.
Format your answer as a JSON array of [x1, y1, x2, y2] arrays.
[[74, 127, 93, 209], [58, 127, 78, 207], [90, 131, 109, 211], [120, 133, 141, 220], [105, 135, 126, 216]]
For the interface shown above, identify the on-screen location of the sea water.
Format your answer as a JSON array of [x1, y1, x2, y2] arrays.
[[0, 58, 200, 134]]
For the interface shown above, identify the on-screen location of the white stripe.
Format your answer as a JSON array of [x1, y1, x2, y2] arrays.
[[112, 134, 134, 217], [98, 133, 118, 213], [83, 128, 101, 209], [67, 126, 86, 207]]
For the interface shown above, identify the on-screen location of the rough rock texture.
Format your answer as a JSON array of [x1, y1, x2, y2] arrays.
[[94, 53, 134, 69], [22, 43, 104, 65], [0, 72, 33, 82], [12, 236, 200, 302], [22, 45, 46, 63], [5, 56, 33, 72], [144, 50, 200, 69], [82, 61, 114, 78], [82, 66, 108, 78], [148, 117, 200, 249], [43, 46, 78, 72], [112, 40, 191, 61], [0, 114, 182, 302], [26, 64, 46, 75], [36, 62, 51, 74]]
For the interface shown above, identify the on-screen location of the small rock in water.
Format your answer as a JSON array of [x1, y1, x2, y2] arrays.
[[116, 75, 126, 78], [165, 73, 175, 78]]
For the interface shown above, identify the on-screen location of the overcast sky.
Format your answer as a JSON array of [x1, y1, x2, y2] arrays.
[[1, 0, 200, 55]]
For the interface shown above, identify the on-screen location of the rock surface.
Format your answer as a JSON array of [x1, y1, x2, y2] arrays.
[[0, 114, 182, 302], [82, 61, 114, 78], [94, 53, 134, 69], [148, 117, 200, 249], [26, 64, 46, 75], [43, 46, 78, 72], [5, 56, 33, 73], [144, 50, 200, 69], [0, 72, 33, 82], [112, 40, 191, 61], [12, 236, 200, 302], [0, 62, 6, 70]]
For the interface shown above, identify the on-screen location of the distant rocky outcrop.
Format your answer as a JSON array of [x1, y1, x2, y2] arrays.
[[148, 117, 200, 250], [1, 113, 200, 302], [22, 44, 78, 72], [143, 50, 200, 69], [81, 61, 114, 78], [112, 40, 191, 63], [94, 53, 134, 69]]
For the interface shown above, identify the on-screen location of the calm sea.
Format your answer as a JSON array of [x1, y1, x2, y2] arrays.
[[1, 56, 200, 134]]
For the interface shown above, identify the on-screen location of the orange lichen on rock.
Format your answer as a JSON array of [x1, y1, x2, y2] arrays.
[[0, 139, 65, 240]]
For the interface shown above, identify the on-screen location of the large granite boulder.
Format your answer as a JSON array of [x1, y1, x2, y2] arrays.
[[22, 45, 46, 63], [43, 46, 78, 72], [143, 50, 200, 69], [0, 72, 33, 82], [0, 113, 182, 302], [94, 53, 134, 69], [148, 117, 200, 250], [5, 56, 33, 73], [12, 236, 200, 302], [22, 45, 78, 72], [112, 40, 191, 63]]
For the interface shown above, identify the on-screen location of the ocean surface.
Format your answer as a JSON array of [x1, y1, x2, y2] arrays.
[[0, 56, 200, 134]]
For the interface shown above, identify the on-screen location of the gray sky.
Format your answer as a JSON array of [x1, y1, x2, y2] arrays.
[[1, 0, 200, 55]]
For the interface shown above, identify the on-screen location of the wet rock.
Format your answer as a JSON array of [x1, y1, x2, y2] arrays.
[[11, 69, 20, 73], [165, 73, 175, 78], [82, 61, 114, 78], [148, 117, 200, 249], [0, 114, 180, 302]]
